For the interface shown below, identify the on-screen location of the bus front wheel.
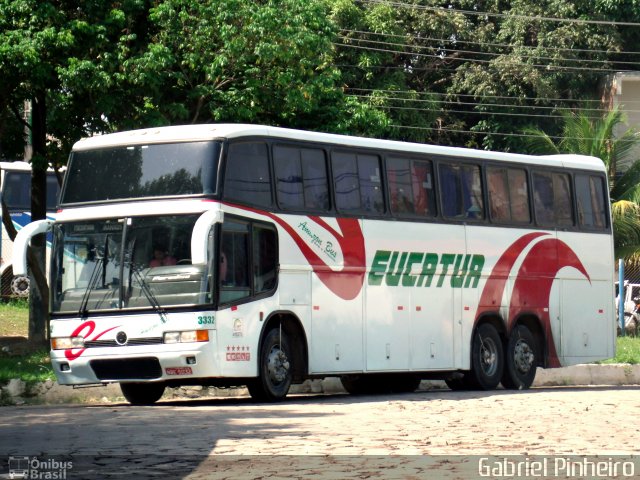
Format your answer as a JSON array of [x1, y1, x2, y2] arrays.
[[501, 325, 538, 390], [120, 382, 165, 405], [469, 323, 504, 390], [248, 327, 292, 402]]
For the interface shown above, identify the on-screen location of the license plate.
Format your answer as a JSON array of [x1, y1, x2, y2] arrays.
[[165, 367, 193, 376]]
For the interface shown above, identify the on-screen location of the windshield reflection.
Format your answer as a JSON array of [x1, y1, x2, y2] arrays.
[[52, 215, 212, 314]]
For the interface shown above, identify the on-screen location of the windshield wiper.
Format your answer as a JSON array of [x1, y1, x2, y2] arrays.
[[130, 264, 168, 324], [78, 257, 104, 318]]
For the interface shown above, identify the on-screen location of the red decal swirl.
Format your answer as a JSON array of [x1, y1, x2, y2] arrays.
[[225, 203, 366, 300], [64, 321, 120, 361]]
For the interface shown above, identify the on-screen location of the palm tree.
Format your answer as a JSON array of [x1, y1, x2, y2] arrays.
[[524, 106, 640, 260]]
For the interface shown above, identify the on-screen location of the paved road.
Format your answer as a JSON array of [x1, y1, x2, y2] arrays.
[[0, 386, 639, 479]]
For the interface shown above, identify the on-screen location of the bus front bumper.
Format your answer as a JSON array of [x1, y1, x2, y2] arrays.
[[50, 341, 220, 385]]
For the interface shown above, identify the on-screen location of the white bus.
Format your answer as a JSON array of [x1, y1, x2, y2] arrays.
[[0, 161, 60, 297], [13, 124, 615, 404]]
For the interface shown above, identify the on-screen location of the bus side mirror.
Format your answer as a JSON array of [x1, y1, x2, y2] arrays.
[[12, 219, 54, 276], [191, 209, 224, 265]]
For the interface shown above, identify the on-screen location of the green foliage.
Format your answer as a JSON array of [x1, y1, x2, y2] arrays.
[[601, 336, 640, 364], [121, 0, 388, 134], [0, 348, 54, 386]]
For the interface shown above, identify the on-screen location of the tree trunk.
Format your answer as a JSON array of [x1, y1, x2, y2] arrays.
[[28, 91, 49, 345]]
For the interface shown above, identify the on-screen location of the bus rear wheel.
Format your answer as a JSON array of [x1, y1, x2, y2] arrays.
[[469, 323, 504, 390], [247, 327, 292, 402], [120, 382, 165, 405], [502, 325, 538, 390]]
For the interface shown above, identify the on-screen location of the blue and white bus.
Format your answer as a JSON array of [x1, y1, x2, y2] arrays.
[[0, 161, 60, 297]]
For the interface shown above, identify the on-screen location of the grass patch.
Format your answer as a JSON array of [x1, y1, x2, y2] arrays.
[[601, 336, 640, 364], [0, 300, 54, 387], [0, 298, 29, 338], [0, 348, 54, 385]]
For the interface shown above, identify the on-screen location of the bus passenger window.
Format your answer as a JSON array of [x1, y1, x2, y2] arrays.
[[533, 171, 574, 227], [387, 157, 435, 217], [487, 167, 530, 223], [387, 157, 414, 214], [332, 152, 383, 215], [554, 173, 573, 226], [274, 145, 329, 211], [487, 168, 510, 221], [533, 172, 555, 225], [274, 146, 304, 210], [224, 142, 272, 207], [332, 152, 360, 212], [508, 168, 531, 223], [439, 163, 484, 220], [253, 224, 278, 293], [301, 149, 329, 211], [219, 219, 251, 303], [576, 174, 606, 229]]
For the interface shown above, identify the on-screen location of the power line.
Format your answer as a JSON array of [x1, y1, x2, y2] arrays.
[[357, 0, 640, 27], [365, 103, 604, 120], [389, 124, 564, 139], [334, 42, 635, 73], [346, 88, 618, 105], [388, 124, 593, 141], [335, 62, 615, 76], [338, 35, 640, 67], [342, 29, 638, 56], [346, 94, 624, 113]]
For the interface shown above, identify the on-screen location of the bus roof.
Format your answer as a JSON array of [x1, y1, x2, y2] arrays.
[[0, 161, 32, 172], [72, 124, 606, 172]]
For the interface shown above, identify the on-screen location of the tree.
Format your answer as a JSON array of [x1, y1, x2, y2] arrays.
[[0, 0, 154, 343], [122, 0, 388, 135], [0, 0, 389, 343], [524, 107, 640, 259]]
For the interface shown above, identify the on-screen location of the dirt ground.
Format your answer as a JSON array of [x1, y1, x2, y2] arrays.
[[1, 386, 639, 479]]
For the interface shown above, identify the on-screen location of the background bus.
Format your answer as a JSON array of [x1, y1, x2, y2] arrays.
[[0, 161, 60, 297], [13, 124, 615, 404]]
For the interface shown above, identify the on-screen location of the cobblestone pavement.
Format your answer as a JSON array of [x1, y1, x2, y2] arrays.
[[0, 386, 639, 479]]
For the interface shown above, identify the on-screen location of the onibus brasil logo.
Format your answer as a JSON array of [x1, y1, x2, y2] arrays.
[[8, 456, 72, 479]]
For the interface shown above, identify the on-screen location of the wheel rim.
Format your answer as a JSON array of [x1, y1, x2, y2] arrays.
[[266, 344, 290, 385], [513, 339, 535, 374], [479, 336, 499, 377]]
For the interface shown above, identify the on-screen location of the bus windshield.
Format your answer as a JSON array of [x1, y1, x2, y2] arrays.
[[2, 170, 60, 211], [61, 141, 221, 204], [51, 214, 212, 314]]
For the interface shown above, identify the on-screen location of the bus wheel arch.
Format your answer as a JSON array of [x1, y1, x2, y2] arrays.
[[248, 311, 308, 401], [502, 315, 544, 390]]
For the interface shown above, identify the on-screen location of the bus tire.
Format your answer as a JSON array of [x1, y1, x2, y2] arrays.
[[340, 375, 370, 395], [10, 275, 30, 297], [469, 323, 504, 390], [247, 327, 292, 402], [120, 382, 165, 405], [502, 325, 538, 390]]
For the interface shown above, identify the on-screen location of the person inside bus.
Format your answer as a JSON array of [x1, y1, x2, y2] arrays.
[[220, 251, 229, 285], [150, 246, 177, 267]]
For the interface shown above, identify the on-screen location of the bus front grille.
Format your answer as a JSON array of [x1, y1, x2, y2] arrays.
[[84, 338, 163, 348], [89, 357, 162, 380]]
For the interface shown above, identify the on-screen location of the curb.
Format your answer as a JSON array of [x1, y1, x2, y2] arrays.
[[2, 364, 639, 405]]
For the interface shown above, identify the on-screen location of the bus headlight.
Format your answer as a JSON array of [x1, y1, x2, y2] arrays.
[[51, 337, 85, 350], [163, 330, 209, 344]]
